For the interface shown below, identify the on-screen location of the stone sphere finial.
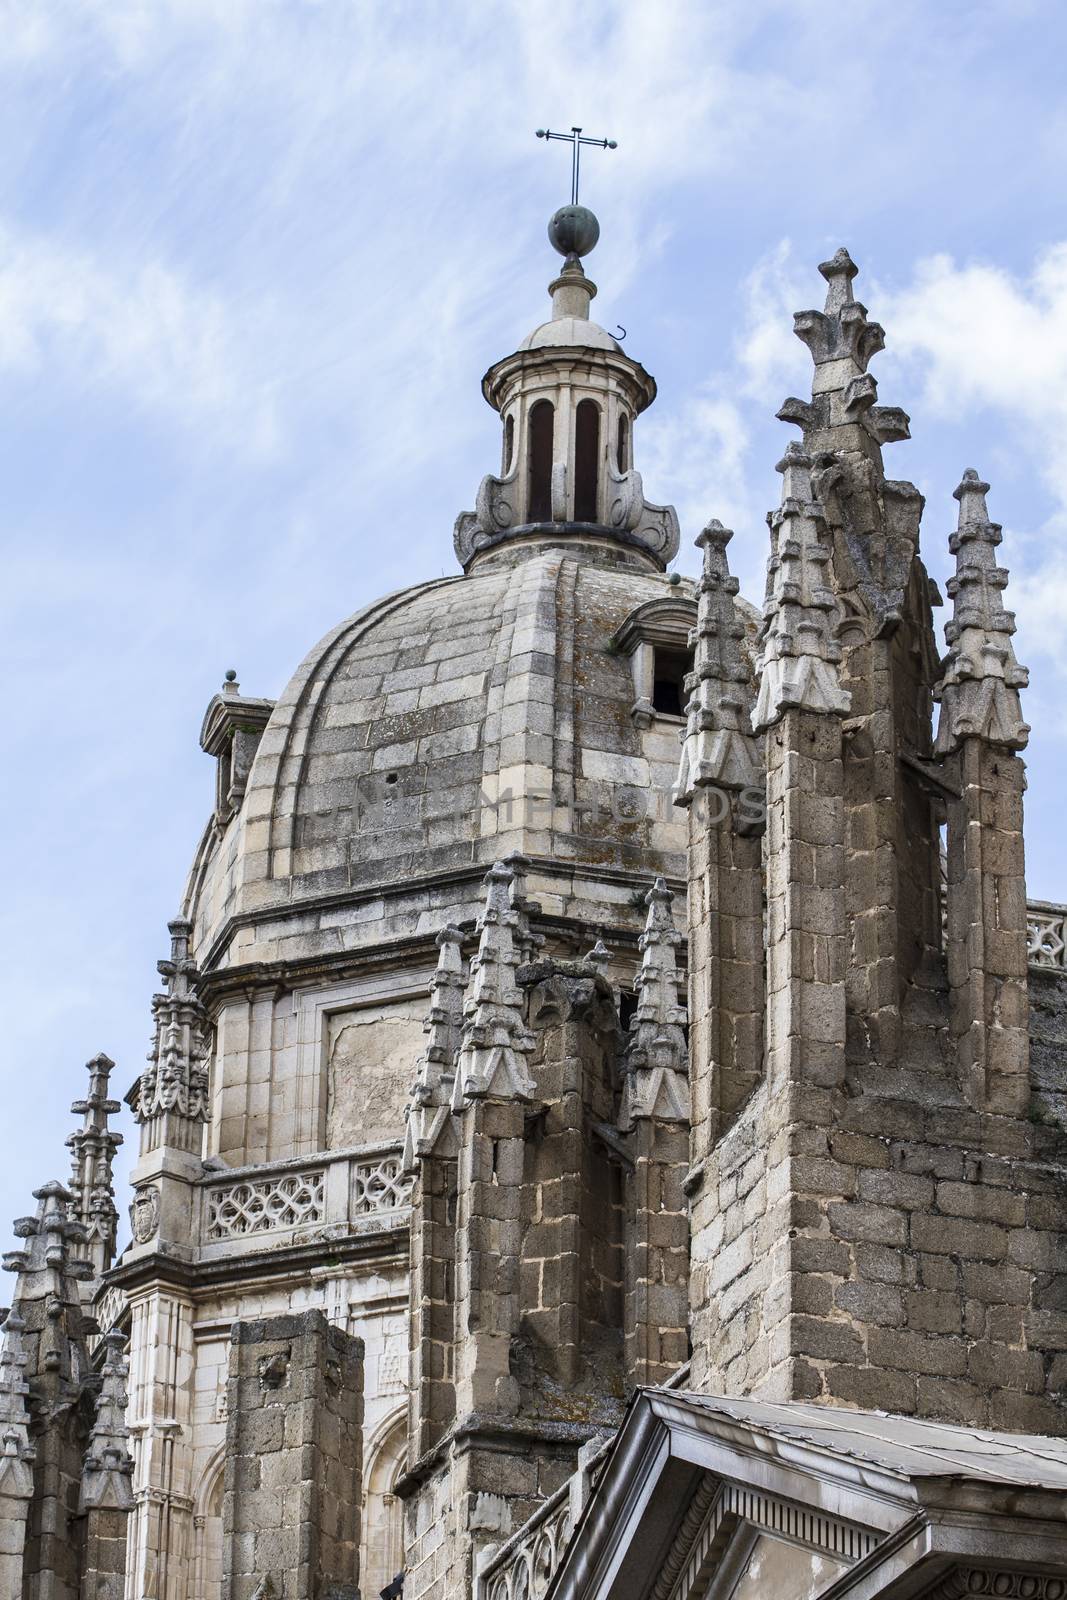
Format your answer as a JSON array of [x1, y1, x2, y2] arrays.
[[548, 204, 600, 259], [224, 669, 237, 683]]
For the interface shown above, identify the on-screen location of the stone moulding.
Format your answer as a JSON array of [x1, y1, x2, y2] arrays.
[[925, 1577, 1067, 1599]]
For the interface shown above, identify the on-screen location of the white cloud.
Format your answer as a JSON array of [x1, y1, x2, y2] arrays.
[[879, 245, 1067, 481], [735, 240, 811, 401], [641, 392, 754, 563], [0, 221, 280, 455], [875, 245, 1067, 677]]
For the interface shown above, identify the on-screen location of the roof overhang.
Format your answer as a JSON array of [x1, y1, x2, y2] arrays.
[[546, 1392, 1067, 1600]]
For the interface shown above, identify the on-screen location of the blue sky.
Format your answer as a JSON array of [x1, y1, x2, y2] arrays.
[[2, 0, 1066, 1234]]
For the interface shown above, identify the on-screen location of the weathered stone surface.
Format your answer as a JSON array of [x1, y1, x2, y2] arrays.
[[15, 223, 1067, 1600], [221, 1312, 364, 1600]]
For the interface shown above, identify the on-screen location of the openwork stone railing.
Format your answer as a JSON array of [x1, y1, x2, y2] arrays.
[[89, 1280, 128, 1355], [198, 1141, 413, 1257], [206, 1167, 327, 1239], [477, 1436, 612, 1600], [1028, 901, 1067, 972], [352, 1151, 413, 1215]]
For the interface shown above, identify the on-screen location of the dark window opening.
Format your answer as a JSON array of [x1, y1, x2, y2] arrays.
[[574, 399, 601, 523], [619, 991, 638, 1035], [503, 413, 515, 474], [528, 400, 554, 521], [652, 648, 691, 717], [616, 413, 629, 472]]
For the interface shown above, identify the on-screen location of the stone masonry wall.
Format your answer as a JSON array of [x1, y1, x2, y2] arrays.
[[691, 707, 1067, 1430], [403, 1431, 579, 1600], [221, 1311, 364, 1600]]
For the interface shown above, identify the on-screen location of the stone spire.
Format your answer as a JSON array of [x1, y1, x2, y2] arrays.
[[504, 849, 544, 964], [402, 925, 466, 1171], [752, 444, 851, 731], [451, 862, 537, 1107], [133, 916, 211, 1145], [0, 1310, 34, 1488], [792, 247, 886, 391], [66, 1052, 122, 1283], [2, 1181, 93, 1374], [0, 1309, 34, 1598], [934, 469, 1030, 755], [620, 878, 688, 1128], [79, 1331, 134, 1514], [675, 519, 760, 804], [780, 248, 922, 637], [1, 1181, 97, 1592]]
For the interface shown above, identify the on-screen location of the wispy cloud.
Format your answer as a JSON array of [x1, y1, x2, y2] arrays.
[[875, 245, 1067, 679], [4, 0, 1067, 1237], [0, 220, 281, 455], [879, 245, 1067, 486]]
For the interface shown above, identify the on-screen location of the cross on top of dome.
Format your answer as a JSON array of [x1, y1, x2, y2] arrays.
[[535, 124, 617, 260]]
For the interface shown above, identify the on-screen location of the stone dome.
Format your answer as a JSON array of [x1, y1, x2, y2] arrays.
[[519, 316, 621, 352], [173, 221, 699, 1197], [187, 542, 695, 975]]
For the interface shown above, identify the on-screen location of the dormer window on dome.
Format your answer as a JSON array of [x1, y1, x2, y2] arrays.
[[454, 212, 680, 572], [612, 596, 697, 730], [200, 672, 275, 828]]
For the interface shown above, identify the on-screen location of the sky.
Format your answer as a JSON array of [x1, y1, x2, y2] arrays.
[[2, 0, 1066, 1237]]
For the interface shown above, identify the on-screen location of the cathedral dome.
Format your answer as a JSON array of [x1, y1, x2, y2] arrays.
[[187, 547, 695, 973], [187, 223, 694, 981], [178, 216, 698, 1176]]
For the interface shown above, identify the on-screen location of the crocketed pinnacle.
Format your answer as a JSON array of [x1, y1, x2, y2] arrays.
[[451, 863, 537, 1108], [0, 1310, 34, 1494], [934, 469, 1030, 755], [66, 1053, 122, 1283], [2, 1183, 93, 1426], [752, 444, 851, 731], [675, 519, 760, 804], [584, 939, 612, 978], [134, 917, 211, 1131], [79, 1330, 134, 1512], [503, 850, 544, 964], [794, 247, 885, 376], [402, 925, 466, 1171], [780, 248, 910, 451], [620, 878, 688, 1128]]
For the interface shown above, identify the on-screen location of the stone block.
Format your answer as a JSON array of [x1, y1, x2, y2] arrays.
[[826, 1200, 907, 1247], [910, 1214, 1007, 1262]]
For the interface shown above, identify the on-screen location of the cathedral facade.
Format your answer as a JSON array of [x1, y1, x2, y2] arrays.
[[3, 207, 1067, 1600]]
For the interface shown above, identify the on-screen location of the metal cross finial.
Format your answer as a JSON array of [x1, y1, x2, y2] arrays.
[[535, 126, 618, 206]]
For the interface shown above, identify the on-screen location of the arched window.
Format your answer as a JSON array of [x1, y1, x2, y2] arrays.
[[616, 412, 629, 473], [362, 1413, 408, 1600], [194, 1459, 225, 1600], [503, 413, 515, 475], [527, 400, 554, 522], [574, 399, 600, 523]]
